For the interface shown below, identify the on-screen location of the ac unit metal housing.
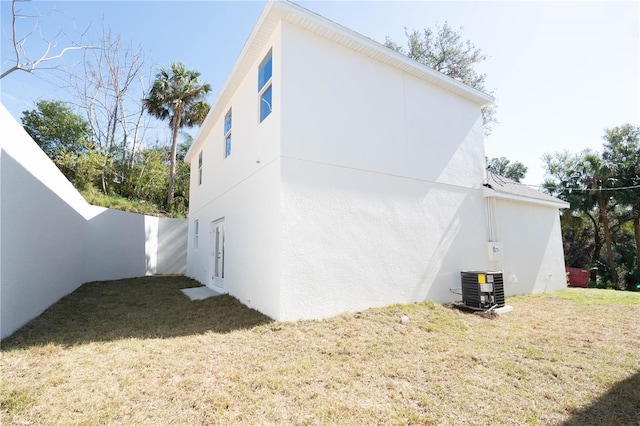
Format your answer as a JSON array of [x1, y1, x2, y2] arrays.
[[460, 271, 505, 309]]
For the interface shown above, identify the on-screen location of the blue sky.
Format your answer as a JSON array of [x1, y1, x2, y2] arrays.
[[1, 0, 638, 186]]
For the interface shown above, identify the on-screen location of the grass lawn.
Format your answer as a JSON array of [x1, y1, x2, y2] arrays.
[[1, 276, 639, 425]]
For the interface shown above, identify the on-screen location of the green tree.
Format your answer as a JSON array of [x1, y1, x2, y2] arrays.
[[130, 145, 170, 205], [543, 150, 603, 264], [21, 100, 92, 158], [583, 153, 618, 284], [21, 100, 102, 187], [385, 23, 496, 135], [603, 124, 640, 273], [487, 157, 528, 182], [173, 133, 193, 210], [143, 62, 211, 205], [543, 149, 623, 286]]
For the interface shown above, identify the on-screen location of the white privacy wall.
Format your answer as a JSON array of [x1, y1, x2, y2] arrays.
[[1, 106, 89, 340], [0, 105, 187, 339]]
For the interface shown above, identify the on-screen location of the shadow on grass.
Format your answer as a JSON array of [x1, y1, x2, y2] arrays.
[[1, 276, 272, 351], [562, 371, 640, 426]]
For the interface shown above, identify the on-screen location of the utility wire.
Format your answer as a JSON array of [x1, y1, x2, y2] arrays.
[[558, 184, 640, 192], [486, 169, 640, 192]]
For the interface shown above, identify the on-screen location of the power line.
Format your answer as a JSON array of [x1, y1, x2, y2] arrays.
[[554, 184, 640, 192], [486, 170, 640, 192]]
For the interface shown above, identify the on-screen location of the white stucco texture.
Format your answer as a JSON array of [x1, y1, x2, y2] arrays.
[[186, 28, 284, 319], [0, 104, 187, 339], [187, 158, 282, 320], [280, 22, 485, 189], [185, 0, 567, 323], [279, 157, 489, 320], [492, 199, 567, 296]]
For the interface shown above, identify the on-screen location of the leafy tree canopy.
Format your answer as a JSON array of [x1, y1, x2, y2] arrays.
[[386, 24, 487, 90], [602, 124, 640, 195], [143, 62, 211, 205], [385, 23, 497, 134], [21, 100, 92, 158], [21, 100, 104, 189], [602, 124, 640, 271], [486, 157, 527, 182], [543, 124, 640, 289]]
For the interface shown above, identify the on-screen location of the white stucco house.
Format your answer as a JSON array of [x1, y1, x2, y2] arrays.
[[184, 0, 569, 321]]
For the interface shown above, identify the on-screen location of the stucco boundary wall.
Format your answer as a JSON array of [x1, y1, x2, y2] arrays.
[[0, 104, 187, 339]]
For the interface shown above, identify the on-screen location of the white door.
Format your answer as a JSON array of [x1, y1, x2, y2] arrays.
[[210, 219, 225, 291]]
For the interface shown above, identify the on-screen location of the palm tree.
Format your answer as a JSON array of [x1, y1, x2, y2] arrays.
[[583, 153, 618, 285], [143, 62, 211, 205], [603, 124, 640, 271]]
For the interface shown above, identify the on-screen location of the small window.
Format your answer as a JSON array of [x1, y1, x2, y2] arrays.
[[198, 151, 203, 185], [224, 109, 232, 158], [258, 51, 272, 92], [258, 51, 272, 122], [260, 86, 272, 122], [194, 220, 199, 249]]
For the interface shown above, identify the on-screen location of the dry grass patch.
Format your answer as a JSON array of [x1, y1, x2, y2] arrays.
[[2, 279, 639, 425]]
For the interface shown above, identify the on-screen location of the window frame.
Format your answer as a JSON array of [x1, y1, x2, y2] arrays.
[[258, 50, 273, 123], [260, 84, 272, 123], [258, 50, 272, 92], [198, 151, 203, 185], [224, 108, 232, 158], [194, 219, 199, 249]]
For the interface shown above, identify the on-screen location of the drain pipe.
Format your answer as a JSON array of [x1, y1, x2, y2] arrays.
[[485, 169, 500, 270], [484, 166, 494, 242], [486, 197, 494, 242]]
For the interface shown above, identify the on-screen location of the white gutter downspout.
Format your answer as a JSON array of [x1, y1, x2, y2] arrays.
[[484, 167, 495, 242], [484, 168, 502, 271], [486, 196, 494, 242]]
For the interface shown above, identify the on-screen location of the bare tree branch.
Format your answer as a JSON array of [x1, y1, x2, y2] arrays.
[[1, 0, 100, 80], [67, 23, 150, 194]]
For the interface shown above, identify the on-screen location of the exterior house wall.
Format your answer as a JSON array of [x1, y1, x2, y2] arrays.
[[186, 25, 283, 319], [277, 22, 490, 319], [279, 158, 490, 320], [187, 29, 282, 216], [491, 199, 567, 295], [279, 22, 485, 189], [0, 105, 187, 339], [187, 160, 282, 319], [185, 1, 568, 323]]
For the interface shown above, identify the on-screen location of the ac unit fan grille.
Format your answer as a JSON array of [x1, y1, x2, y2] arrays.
[[460, 271, 505, 309]]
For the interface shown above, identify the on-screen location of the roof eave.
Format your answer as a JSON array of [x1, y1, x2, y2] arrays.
[[483, 187, 570, 209], [186, 0, 282, 162], [279, 0, 494, 107], [187, 0, 495, 162]]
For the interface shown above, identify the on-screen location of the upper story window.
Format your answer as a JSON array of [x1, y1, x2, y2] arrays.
[[258, 50, 272, 122], [224, 108, 232, 158], [198, 151, 203, 185], [258, 51, 272, 91]]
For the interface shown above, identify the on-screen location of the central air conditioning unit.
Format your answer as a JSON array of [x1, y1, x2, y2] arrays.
[[460, 271, 505, 310]]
